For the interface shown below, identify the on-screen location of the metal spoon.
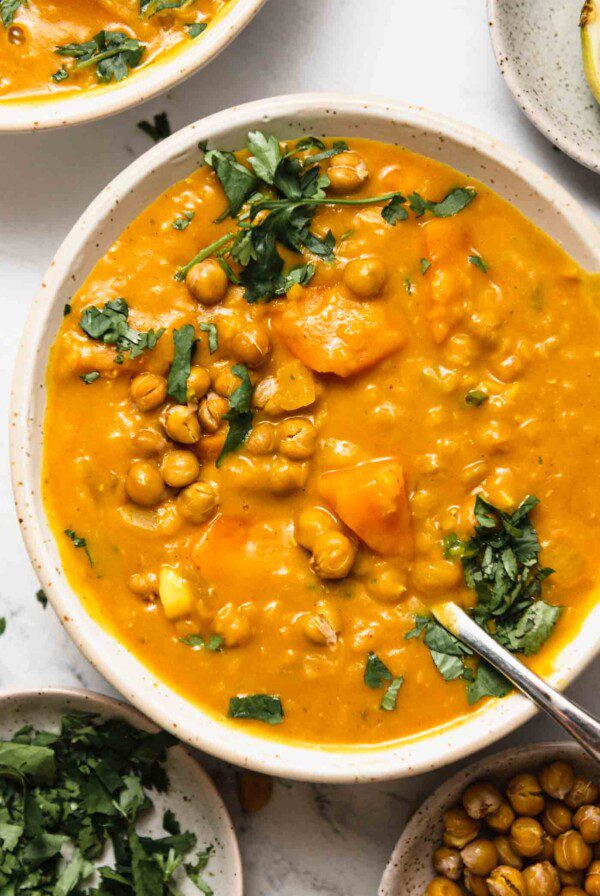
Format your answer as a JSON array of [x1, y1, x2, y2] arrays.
[[433, 601, 600, 765]]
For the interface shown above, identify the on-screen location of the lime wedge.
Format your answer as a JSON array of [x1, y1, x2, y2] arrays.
[[581, 0, 600, 102]]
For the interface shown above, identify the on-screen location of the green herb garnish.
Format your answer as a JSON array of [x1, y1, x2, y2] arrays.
[[80, 298, 164, 364], [52, 67, 69, 83], [364, 651, 392, 688], [216, 364, 253, 467], [408, 187, 477, 218], [466, 662, 511, 705], [228, 695, 283, 725], [63, 303, 72, 316], [55, 31, 145, 83], [199, 322, 218, 354], [405, 615, 473, 682], [465, 389, 488, 407], [179, 634, 223, 651], [469, 254, 488, 272], [79, 371, 100, 385], [185, 21, 207, 38], [0, 618, 5, 636], [166, 325, 196, 403], [140, 0, 193, 16], [64, 529, 93, 566], [138, 111, 171, 143], [173, 210, 194, 231], [36, 589, 48, 608], [381, 677, 403, 711], [1, 0, 25, 28], [420, 257, 431, 274]]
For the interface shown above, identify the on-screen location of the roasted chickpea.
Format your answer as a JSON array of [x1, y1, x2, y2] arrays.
[[212, 602, 252, 647], [463, 782, 504, 820], [487, 866, 526, 896], [130, 372, 167, 412], [566, 780, 599, 811], [561, 888, 587, 896], [535, 832, 556, 863], [343, 256, 387, 298], [523, 861, 560, 896], [267, 457, 307, 495], [187, 366, 211, 400], [510, 818, 545, 858], [231, 325, 271, 368], [540, 763, 576, 801], [198, 392, 229, 433], [161, 450, 200, 488], [129, 571, 158, 596], [327, 151, 369, 193], [125, 461, 164, 507], [433, 846, 463, 881], [560, 871, 585, 888], [133, 428, 165, 456], [295, 506, 341, 552], [278, 417, 317, 460], [555, 831, 593, 871], [178, 481, 218, 525], [213, 366, 242, 397], [252, 376, 282, 416], [425, 879, 463, 896], [487, 803, 516, 833], [574, 806, 600, 844], [543, 802, 573, 838], [186, 258, 228, 305], [246, 421, 278, 455], [585, 861, 600, 896], [464, 870, 490, 895], [507, 774, 546, 816], [494, 836, 523, 869], [302, 600, 341, 646], [443, 807, 480, 849], [164, 405, 201, 444], [365, 564, 407, 603], [311, 531, 356, 580], [461, 839, 498, 876]]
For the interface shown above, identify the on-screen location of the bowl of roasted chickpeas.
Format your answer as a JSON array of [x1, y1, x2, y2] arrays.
[[379, 741, 600, 896]]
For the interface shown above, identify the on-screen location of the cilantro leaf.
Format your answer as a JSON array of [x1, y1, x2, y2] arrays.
[[466, 662, 511, 705], [364, 652, 392, 689], [0, 618, 5, 636], [56, 31, 145, 83], [381, 194, 408, 224], [64, 528, 93, 566], [381, 677, 404, 711], [0, 742, 56, 784], [140, 0, 192, 17], [199, 322, 218, 354], [405, 617, 472, 682], [409, 187, 476, 218], [173, 210, 194, 230], [1, 0, 25, 27], [80, 371, 100, 385], [494, 601, 562, 656], [80, 299, 164, 363], [36, 589, 48, 608], [420, 257, 431, 274], [216, 364, 253, 466], [179, 634, 223, 651], [166, 325, 195, 403], [204, 149, 258, 218], [247, 130, 283, 184], [185, 21, 207, 38], [228, 695, 283, 725], [465, 389, 488, 407], [469, 254, 488, 272]]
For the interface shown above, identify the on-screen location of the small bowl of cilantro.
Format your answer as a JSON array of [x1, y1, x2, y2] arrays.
[[0, 688, 242, 896]]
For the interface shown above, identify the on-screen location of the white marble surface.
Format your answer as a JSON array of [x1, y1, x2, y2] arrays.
[[0, 1, 598, 894]]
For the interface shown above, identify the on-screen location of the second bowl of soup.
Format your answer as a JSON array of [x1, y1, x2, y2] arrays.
[[11, 95, 600, 781]]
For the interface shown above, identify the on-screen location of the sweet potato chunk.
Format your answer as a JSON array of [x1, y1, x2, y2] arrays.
[[318, 458, 412, 556], [274, 286, 406, 377]]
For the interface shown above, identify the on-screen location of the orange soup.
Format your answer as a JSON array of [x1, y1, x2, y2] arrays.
[[42, 134, 600, 746], [0, 0, 232, 102]]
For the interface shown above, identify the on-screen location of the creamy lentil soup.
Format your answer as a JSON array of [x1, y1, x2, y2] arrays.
[[42, 134, 600, 746], [0, 0, 232, 101]]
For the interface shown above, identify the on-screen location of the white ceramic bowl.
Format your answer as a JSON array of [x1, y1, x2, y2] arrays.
[[0, 0, 267, 132], [10, 93, 600, 783], [0, 687, 242, 896], [379, 741, 595, 895]]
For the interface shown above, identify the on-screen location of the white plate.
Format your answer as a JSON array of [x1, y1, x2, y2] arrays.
[[0, 0, 267, 132], [488, 0, 600, 172], [379, 741, 595, 895], [0, 688, 242, 896], [10, 93, 600, 783]]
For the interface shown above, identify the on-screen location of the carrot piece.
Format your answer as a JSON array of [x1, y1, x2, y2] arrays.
[[274, 286, 406, 377], [317, 458, 413, 557]]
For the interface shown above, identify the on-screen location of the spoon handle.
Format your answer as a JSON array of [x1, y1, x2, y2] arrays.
[[439, 604, 600, 766]]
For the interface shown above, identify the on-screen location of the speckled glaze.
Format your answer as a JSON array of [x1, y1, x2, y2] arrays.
[[379, 741, 596, 895], [0, 688, 243, 896], [488, 0, 600, 172], [0, 0, 268, 133], [9, 94, 600, 783]]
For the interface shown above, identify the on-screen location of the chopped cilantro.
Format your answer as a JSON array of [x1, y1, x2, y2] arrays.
[[56, 31, 145, 83], [216, 364, 253, 467], [404, 277, 414, 294], [179, 634, 223, 651], [228, 694, 283, 725], [63, 303, 72, 316], [64, 529, 93, 566], [381, 194, 408, 224], [465, 389, 488, 407], [0, 618, 5, 636], [52, 67, 69, 83], [1, 0, 25, 27], [173, 210, 194, 230], [420, 257, 431, 274], [364, 652, 392, 689], [381, 677, 403, 711], [469, 253, 488, 272], [79, 371, 100, 385], [166, 325, 196, 403], [467, 662, 511, 705], [137, 111, 171, 143], [185, 21, 207, 38], [80, 298, 164, 364], [140, 0, 193, 16], [409, 187, 476, 218], [36, 589, 48, 608], [199, 322, 218, 354]]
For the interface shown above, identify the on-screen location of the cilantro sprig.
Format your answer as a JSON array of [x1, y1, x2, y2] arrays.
[[1, 0, 25, 27], [216, 364, 253, 467], [176, 131, 478, 304], [55, 31, 145, 84], [79, 298, 164, 364]]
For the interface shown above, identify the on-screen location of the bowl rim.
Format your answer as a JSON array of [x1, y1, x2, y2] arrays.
[[378, 739, 591, 895], [486, 0, 600, 174], [10, 92, 600, 783], [0, 686, 243, 895], [0, 0, 268, 133]]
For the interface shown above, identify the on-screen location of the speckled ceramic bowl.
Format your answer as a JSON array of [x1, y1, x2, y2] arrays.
[[379, 741, 595, 895], [0, 688, 243, 896], [0, 0, 267, 132], [10, 94, 600, 783], [488, 0, 600, 172]]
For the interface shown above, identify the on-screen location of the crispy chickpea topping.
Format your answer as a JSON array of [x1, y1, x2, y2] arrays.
[[130, 372, 167, 412], [164, 405, 201, 444], [186, 258, 228, 305]]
